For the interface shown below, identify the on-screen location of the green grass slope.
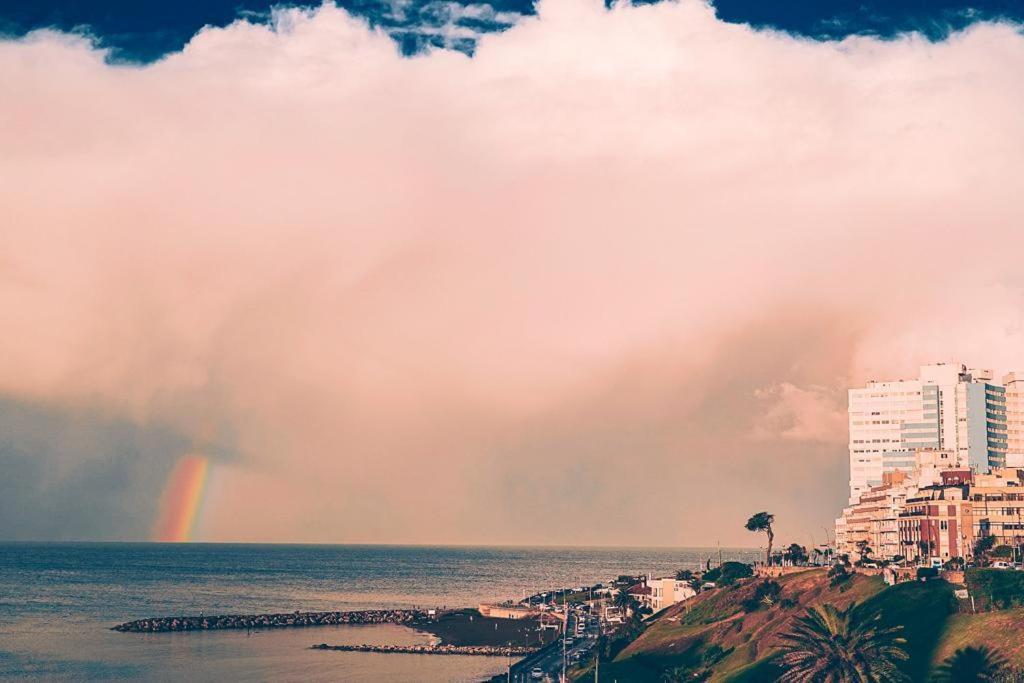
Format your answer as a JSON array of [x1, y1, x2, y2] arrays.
[[580, 569, 1024, 683], [854, 578, 955, 682], [590, 570, 883, 682]]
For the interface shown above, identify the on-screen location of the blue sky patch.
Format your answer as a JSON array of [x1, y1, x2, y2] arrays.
[[0, 0, 1021, 60]]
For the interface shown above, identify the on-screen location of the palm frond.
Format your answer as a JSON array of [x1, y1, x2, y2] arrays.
[[775, 603, 910, 682]]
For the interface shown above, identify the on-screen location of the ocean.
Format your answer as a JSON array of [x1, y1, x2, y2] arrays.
[[0, 543, 760, 681]]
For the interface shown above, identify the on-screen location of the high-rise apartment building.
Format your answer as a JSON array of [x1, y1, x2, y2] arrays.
[[1004, 372, 1024, 463], [848, 363, 1007, 504]]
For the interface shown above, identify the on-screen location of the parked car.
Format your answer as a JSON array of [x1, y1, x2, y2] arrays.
[[992, 561, 1013, 569]]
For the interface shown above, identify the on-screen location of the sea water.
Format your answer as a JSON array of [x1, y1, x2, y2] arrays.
[[0, 543, 759, 681]]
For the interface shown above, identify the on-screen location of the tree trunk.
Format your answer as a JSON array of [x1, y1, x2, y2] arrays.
[[766, 528, 774, 566]]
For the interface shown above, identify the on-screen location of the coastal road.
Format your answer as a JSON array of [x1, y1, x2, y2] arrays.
[[507, 612, 597, 683]]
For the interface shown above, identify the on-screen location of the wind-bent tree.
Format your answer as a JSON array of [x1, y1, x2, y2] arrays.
[[745, 512, 775, 566], [933, 646, 1008, 682], [776, 603, 909, 682]]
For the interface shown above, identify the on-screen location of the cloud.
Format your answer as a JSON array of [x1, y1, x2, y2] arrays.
[[0, 397, 192, 540], [750, 383, 847, 443], [0, 0, 1023, 545]]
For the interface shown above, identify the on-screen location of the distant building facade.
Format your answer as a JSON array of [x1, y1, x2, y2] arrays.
[[968, 467, 1024, 550], [848, 363, 1008, 505], [837, 470, 914, 561], [836, 464, 1024, 562], [898, 470, 974, 560], [836, 422, 1024, 561], [1005, 372, 1024, 465]]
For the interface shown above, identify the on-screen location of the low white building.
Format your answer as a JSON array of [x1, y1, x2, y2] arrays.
[[645, 577, 696, 612]]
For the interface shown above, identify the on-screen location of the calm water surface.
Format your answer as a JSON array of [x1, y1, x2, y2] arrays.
[[0, 543, 759, 681]]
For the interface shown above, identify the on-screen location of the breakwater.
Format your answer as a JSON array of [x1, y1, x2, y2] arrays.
[[112, 609, 428, 632], [312, 643, 537, 656]]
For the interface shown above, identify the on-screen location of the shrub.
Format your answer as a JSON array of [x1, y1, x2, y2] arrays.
[[703, 562, 754, 587], [702, 644, 732, 665], [975, 535, 997, 558], [742, 580, 782, 612], [966, 569, 1024, 610], [828, 564, 852, 588]]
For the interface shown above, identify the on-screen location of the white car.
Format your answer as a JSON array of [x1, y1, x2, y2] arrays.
[[530, 667, 544, 680], [992, 561, 1013, 569]]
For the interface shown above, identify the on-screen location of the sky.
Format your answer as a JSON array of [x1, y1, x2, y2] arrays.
[[1, 0, 1023, 547]]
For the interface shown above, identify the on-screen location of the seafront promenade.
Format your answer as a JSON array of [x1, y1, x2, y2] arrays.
[[112, 609, 427, 632]]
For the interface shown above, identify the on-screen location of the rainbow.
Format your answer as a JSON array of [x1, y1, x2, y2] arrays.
[[152, 454, 210, 542]]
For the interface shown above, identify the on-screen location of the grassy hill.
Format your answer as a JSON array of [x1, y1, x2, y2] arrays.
[[573, 568, 1024, 682]]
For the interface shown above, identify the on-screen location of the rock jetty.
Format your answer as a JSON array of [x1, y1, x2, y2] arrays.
[[112, 609, 427, 633], [311, 643, 537, 656]]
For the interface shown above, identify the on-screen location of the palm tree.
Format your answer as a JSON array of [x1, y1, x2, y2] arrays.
[[776, 603, 909, 682], [613, 588, 637, 614], [746, 512, 775, 566], [933, 646, 1008, 682]]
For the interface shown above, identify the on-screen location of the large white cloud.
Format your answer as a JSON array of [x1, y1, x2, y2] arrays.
[[1, 0, 1023, 545]]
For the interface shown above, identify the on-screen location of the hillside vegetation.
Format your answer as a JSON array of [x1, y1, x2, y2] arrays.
[[576, 568, 1024, 682]]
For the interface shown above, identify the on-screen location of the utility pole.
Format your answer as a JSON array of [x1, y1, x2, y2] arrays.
[[562, 590, 567, 683]]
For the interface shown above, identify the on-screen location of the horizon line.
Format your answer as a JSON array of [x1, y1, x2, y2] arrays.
[[0, 539, 766, 551]]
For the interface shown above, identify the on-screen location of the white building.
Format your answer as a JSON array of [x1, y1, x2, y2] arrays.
[[835, 451, 952, 558], [847, 363, 1007, 504], [1004, 372, 1024, 465], [644, 577, 696, 612]]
